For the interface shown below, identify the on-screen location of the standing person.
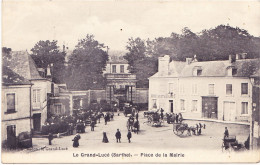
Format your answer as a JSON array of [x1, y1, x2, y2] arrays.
[[178, 113, 183, 123], [102, 132, 109, 143], [72, 133, 81, 148], [97, 112, 101, 123], [48, 133, 53, 145], [91, 120, 95, 131], [136, 112, 139, 121], [104, 114, 107, 125], [175, 113, 179, 123], [115, 129, 121, 143], [127, 130, 132, 143], [224, 127, 229, 139], [160, 108, 164, 120], [172, 113, 175, 123]]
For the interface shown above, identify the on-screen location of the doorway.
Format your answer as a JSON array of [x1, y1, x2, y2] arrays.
[[169, 100, 173, 113], [202, 96, 218, 119], [7, 125, 16, 149], [223, 101, 236, 121], [33, 113, 41, 131]]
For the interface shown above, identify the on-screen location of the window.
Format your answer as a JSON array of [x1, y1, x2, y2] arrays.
[[193, 67, 202, 76], [112, 65, 116, 73], [241, 102, 248, 115], [208, 84, 215, 95], [120, 65, 124, 73], [232, 69, 237, 76], [32, 89, 41, 108], [191, 100, 197, 112], [241, 83, 248, 95], [169, 83, 174, 93], [180, 99, 185, 111], [192, 84, 198, 95], [226, 84, 232, 95], [197, 69, 202, 76], [6, 93, 16, 113], [152, 99, 157, 108], [54, 104, 62, 114], [227, 67, 237, 76]]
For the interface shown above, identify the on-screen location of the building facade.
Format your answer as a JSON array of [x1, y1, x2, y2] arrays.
[[103, 51, 137, 106], [3, 51, 53, 131], [149, 55, 260, 123], [1, 66, 32, 148]]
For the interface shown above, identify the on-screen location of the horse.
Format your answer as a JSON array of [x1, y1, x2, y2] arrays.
[[127, 117, 135, 132], [133, 120, 140, 134]]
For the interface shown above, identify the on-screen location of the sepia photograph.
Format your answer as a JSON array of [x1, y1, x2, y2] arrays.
[[1, 0, 260, 163]]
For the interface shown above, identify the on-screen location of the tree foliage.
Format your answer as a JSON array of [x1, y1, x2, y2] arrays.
[[67, 34, 109, 90], [31, 40, 66, 83], [124, 25, 260, 88]]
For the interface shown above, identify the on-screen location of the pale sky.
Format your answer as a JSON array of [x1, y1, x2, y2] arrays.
[[2, 0, 260, 52]]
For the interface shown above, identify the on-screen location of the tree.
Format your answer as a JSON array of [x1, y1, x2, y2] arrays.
[[124, 37, 157, 88], [67, 34, 108, 90], [31, 40, 66, 83], [124, 37, 147, 73]]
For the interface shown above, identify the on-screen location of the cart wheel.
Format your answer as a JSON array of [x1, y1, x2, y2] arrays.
[[176, 127, 184, 136]]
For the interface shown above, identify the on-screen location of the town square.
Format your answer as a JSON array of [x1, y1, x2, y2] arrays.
[[1, 0, 260, 163]]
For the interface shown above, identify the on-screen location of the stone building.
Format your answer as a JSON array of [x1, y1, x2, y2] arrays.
[[149, 54, 260, 123], [2, 66, 32, 148], [103, 51, 137, 106], [2, 51, 53, 131]]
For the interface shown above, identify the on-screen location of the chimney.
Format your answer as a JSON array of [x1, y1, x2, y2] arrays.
[[46, 64, 52, 77], [229, 55, 236, 64], [241, 53, 247, 59], [186, 58, 192, 65], [236, 54, 241, 60], [158, 55, 170, 75]]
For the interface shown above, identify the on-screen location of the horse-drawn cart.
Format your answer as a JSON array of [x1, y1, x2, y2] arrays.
[[146, 112, 163, 127], [173, 123, 190, 136], [221, 136, 244, 152]]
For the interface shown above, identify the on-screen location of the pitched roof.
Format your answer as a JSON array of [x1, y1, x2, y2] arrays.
[[3, 51, 44, 80], [150, 58, 260, 78], [2, 66, 31, 85], [150, 61, 186, 78], [180, 58, 260, 77], [108, 50, 128, 63]]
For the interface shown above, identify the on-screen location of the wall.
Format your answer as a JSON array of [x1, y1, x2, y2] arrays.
[[1, 85, 31, 142], [136, 88, 149, 104], [104, 63, 130, 74], [149, 77, 178, 111], [177, 77, 252, 122], [31, 80, 50, 126], [149, 76, 252, 122]]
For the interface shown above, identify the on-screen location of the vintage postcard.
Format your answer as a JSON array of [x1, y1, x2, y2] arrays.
[[1, 0, 260, 163]]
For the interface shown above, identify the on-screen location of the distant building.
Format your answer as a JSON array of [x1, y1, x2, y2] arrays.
[[149, 54, 260, 123], [103, 51, 137, 106], [1, 66, 32, 148]]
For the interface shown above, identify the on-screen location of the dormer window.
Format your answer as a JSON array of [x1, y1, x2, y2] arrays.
[[232, 68, 237, 75], [227, 66, 237, 76], [197, 69, 202, 76], [193, 66, 202, 76]]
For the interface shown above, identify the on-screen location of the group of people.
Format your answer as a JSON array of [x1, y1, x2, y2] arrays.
[[166, 112, 183, 124], [114, 129, 132, 143]]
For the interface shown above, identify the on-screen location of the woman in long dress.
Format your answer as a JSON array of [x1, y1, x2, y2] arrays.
[[102, 132, 109, 143]]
